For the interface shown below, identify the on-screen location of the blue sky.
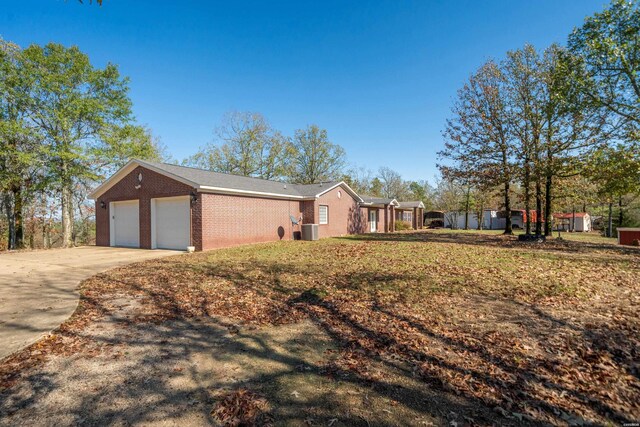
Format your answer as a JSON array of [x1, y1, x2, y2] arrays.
[[1, 0, 607, 182]]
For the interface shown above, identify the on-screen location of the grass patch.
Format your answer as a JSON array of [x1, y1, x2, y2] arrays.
[[2, 230, 639, 425]]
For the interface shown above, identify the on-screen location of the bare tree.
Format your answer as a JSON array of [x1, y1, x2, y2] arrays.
[[377, 167, 407, 199], [185, 112, 290, 180], [440, 60, 516, 234]]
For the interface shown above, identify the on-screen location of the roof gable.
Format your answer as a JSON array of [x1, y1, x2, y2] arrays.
[[397, 200, 425, 209], [360, 195, 399, 206]]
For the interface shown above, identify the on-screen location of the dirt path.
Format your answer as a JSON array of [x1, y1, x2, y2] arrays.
[[0, 246, 179, 360], [0, 296, 446, 426]]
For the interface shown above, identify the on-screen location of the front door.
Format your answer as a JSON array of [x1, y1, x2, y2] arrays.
[[369, 209, 377, 232]]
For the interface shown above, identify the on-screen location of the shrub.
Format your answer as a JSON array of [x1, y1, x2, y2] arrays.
[[395, 220, 413, 231], [632, 239, 640, 247]]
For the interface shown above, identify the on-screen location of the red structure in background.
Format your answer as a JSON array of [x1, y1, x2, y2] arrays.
[[618, 228, 640, 246]]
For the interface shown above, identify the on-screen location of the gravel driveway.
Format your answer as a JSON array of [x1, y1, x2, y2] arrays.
[[0, 246, 179, 360]]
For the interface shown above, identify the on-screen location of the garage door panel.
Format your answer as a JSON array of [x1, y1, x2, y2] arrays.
[[111, 200, 140, 248], [154, 197, 190, 250]]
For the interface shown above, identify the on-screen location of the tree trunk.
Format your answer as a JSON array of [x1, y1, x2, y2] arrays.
[[524, 161, 531, 235], [44, 221, 51, 249], [60, 156, 74, 248], [504, 181, 513, 235], [571, 206, 576, 232], [535, 177, 542, 235], [533, 134, 542, 236], [69, 199, 76, 246], [618, 196, 624, 228], [607, 202, 613, 238], [12, 186, 25, 249], [61, 185, 73, 248], [3, 194, 15, 250], [464, 187, 470, 230], [544, 173, 553, 236]]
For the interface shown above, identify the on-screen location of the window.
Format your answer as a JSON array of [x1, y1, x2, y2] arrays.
[[319, 205, 328, 224], [402, 211, 412, 222]]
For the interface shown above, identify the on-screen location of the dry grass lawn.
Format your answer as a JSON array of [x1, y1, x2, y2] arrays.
[[0, 230, 638, 426]]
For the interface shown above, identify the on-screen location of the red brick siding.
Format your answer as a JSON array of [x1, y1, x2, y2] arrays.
[[191, 193, 203, 251], [300, 201, 315, 225], [316, 186, 362, 238], [199, 193, 302, 250], [95, 166, 194, 248]]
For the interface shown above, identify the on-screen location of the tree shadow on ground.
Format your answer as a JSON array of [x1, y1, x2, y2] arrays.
[[0, 236, 638, 425], [286, 289, 638, 425], [0, 306, 485, 425]]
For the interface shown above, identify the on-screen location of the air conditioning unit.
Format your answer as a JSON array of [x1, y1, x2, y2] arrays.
[[301, 224, 319, 241]]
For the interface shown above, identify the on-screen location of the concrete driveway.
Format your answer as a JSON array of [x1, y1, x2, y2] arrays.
[[0, 246, 180, 360]]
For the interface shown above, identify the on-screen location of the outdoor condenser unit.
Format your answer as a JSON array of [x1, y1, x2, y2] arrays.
[[301, 224, 319, 241]]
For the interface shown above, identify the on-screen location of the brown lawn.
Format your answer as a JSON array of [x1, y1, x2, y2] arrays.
[[1, 230, 638, 426]]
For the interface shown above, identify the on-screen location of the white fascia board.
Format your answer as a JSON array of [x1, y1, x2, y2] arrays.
[[360, 199, 399, 207], [314, 181, 364, 203], [198, 185, 314, 200]]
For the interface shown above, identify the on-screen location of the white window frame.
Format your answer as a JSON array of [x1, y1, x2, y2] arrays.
[[319, 205, 329, 225], [403, 211, 412, 222]]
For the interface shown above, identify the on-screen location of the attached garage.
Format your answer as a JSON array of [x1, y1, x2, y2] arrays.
[[152, 196, 191, 250], [110, 200, 140, 248], [90, 159, 364, 251]]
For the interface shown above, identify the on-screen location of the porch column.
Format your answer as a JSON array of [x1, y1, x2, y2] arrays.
[[383, 204, 389, 233], [419, 208, 424, 228], [413, 207, 418, 230], [390, 205, 395, 232]]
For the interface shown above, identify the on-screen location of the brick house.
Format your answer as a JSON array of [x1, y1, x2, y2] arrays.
[[89, 159, 365, 251]]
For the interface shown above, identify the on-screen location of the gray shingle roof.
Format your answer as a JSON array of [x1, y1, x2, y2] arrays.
[[138, 160, 343, 198]]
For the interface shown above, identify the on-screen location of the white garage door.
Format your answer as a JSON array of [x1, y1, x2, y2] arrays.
[[110, 200, 140, 248], [153, 197, 190, 250]]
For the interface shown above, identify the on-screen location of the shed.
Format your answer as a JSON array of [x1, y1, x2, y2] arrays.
[[618, 228, 640, 246], [552, 213, 592, 232]]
